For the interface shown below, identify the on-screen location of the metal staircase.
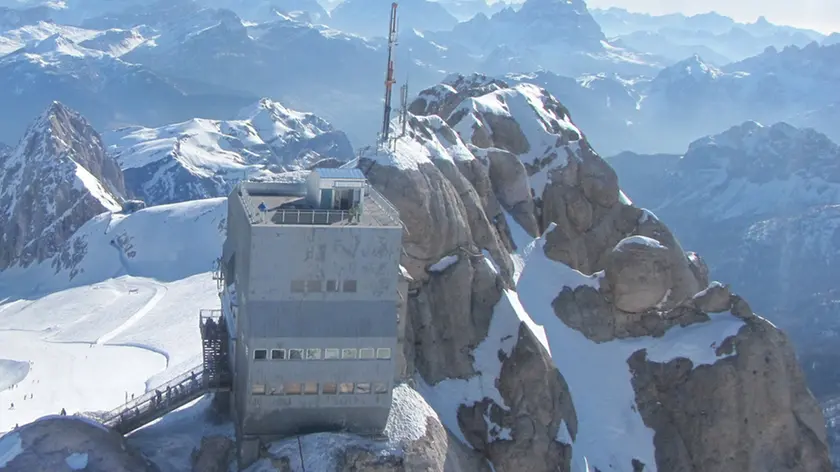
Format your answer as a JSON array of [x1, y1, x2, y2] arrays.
[[98, 311, 232, 435]]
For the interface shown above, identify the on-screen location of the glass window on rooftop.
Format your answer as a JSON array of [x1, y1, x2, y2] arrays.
[[306, 348, 322, 360], [339, 382, 354, 394], [304, 382, 319, 395], [326, 280, 339, 292], [284, 383, 302, 395], [322, 382, 338, 394], [341, 348, 357, 359], [359, 348, 375, 360], [324, 348, 340, 360], [356, 383, 371, 394], [376, 348, 392, 360], [254, 349, 267, 360], [343, 280, 357, 293], [271, 349, 285, 360]]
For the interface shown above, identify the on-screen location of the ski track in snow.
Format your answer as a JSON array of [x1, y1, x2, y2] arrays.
[[95, 283, 167, 346]]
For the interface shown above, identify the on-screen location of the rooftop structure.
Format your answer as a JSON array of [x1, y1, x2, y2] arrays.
[[238, 168, 400, 227], [220, 167, 404, 468]]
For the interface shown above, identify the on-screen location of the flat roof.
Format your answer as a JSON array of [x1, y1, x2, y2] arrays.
[[237, 181, 401, 228], [312, 168, 365, 180]]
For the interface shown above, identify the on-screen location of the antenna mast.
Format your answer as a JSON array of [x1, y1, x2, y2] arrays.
[[380, 2, 398, 147]]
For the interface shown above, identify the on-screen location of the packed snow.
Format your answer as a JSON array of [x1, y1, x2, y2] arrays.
[[366, 114, 475, 170], [0, 199, 226, 433], [428, 254, 459, 272], [616, 235, 666, 250]]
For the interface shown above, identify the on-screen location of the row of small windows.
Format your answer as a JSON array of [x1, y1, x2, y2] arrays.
[[290, 279, 357, 293], [253, 347, 392, 361], [252, 382, 388, 396]]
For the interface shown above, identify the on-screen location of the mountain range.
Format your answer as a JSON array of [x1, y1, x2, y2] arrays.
[[0, 72, 834, 471]]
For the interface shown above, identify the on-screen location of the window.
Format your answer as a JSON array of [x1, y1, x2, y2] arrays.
[[343, 280, 357, 293], [322, 382, 338, 394], [356, 382, 371, 394], [284, 383, 302, 395], [252, 383, 266, 395], [376, 348, 392, 360], [359, 348, 375, 360], [339, 382, 355, 394], [306, 280, 322, 292], [341, 348, 357, 359], [254, 349, 267, 360], [271, 349, 286, 360], [304, 382, 319, 395], [373, 383, 388, 394], [324, 348, 340, 360], [306, 348, 322, 360], [289, 349, 304, 360], [269, 385, 283, 395], [291, 280, 305, 293], [326, 280, 339, 292]]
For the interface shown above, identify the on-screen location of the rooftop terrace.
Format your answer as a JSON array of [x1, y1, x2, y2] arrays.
[[236, 178, 401, 228]]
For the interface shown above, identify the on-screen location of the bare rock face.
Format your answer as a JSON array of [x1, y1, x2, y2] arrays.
[[0, 102, 126, 271], [0, 416, 157, 472], [603, 236, 672, 314], [457, 324, 577, 472], [629, 317, 833, 472], [191, 435, 234, 472]]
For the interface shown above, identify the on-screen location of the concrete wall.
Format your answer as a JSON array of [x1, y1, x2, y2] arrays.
[[224, 191, 403, 439]]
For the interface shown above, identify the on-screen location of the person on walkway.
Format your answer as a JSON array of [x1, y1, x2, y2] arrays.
[[60, 408, 66, 416]]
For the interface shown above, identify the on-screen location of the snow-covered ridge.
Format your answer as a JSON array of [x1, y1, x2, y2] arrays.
[[0, 21, 99, 56], [106, 98, 354, 205], [364, 114, 475, 171]]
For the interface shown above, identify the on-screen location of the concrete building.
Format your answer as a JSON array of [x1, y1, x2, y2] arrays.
[[217, 168, 404, 466]]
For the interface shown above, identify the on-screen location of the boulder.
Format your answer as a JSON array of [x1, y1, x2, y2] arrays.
[[603, 236, 672, 314]]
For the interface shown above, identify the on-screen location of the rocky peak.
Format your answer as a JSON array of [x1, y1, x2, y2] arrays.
[[357, 74, 832, 472], [108, 98, 353, 206], [0, 102, 126, 271]]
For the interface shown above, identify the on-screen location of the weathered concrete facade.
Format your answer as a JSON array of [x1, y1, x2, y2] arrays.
[[220, 169, 403, 467]]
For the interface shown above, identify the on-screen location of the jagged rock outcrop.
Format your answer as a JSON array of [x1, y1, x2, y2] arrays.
[[0, 102, 126, 271], [378, 73, 832, 472], [630, 316, 832, 472], [0, 416, 158, 472]]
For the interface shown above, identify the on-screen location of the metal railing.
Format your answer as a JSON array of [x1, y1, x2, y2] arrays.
[[365, 185, 402, 227], [274, 208, 352, 225], [100, 365, 206, 430]]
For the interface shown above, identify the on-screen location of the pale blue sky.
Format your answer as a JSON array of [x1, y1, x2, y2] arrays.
[[583, 0, 840, 34]]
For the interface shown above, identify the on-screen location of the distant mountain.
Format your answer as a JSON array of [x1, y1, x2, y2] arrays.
[[0, 3, 54, 29], [608, 121, 840, 404], [592, 7, 825, 65], [825, 33, 840, 46], [105, 98, 354, 205], [0, 102, 127, 272], [0, 32, 258, 145], [203, 0, 330, 24], [432, 0, 661, 77], [327, 0, 459, 38]]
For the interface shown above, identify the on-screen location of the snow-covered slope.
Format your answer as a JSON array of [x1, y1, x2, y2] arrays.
[[105, 98, 354, 205], [0, 197, 226, 434], [0, 21, 99, 56], [0, 101, 126, 271]]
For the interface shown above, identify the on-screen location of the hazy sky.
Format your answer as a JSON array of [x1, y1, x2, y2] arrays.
[[583, 0, 840, 34]]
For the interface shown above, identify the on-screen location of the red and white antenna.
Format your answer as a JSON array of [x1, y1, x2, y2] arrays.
[[380, 2, 398, 147]]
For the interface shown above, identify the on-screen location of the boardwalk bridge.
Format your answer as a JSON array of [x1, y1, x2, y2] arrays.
[[97, 310, 231, 434]]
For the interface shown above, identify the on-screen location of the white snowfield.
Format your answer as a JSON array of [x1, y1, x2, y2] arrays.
[[0, 198, 227, 435]]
